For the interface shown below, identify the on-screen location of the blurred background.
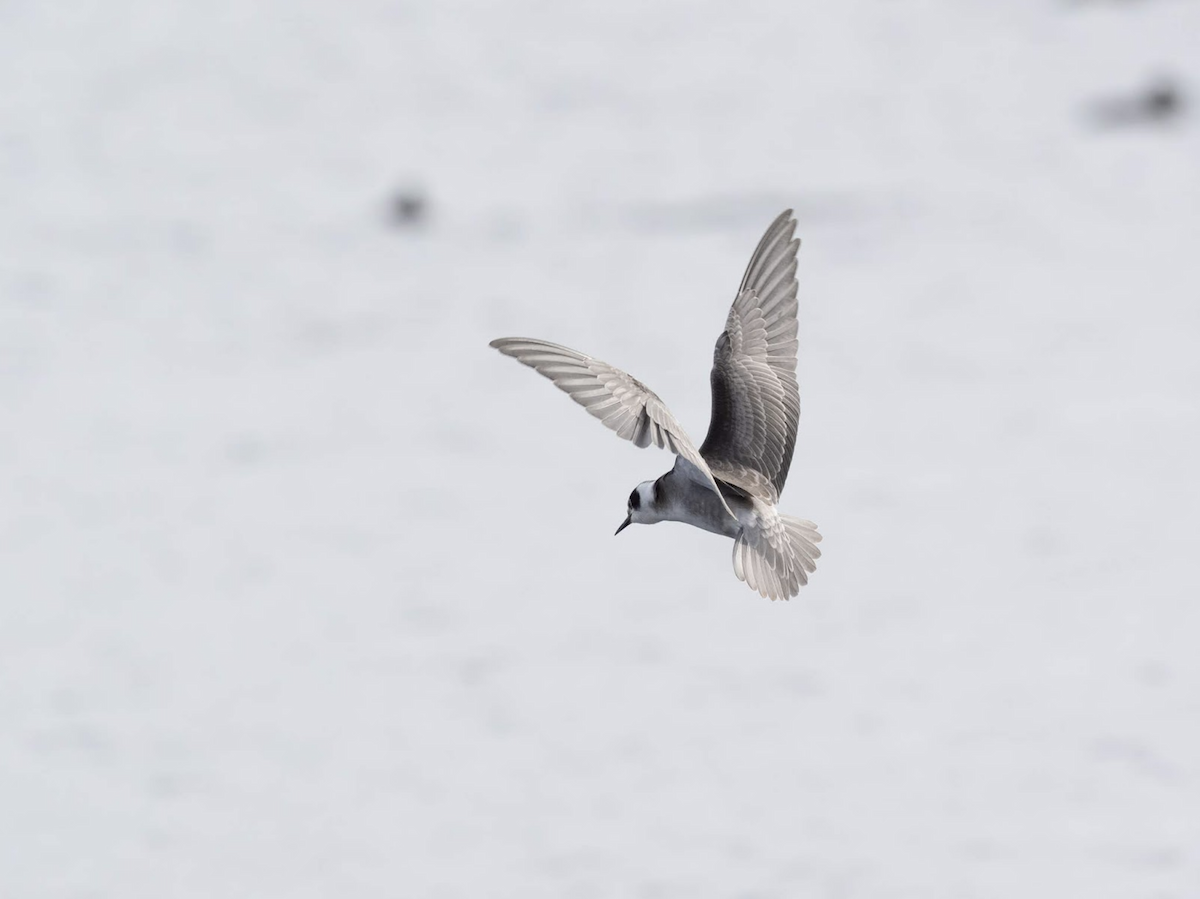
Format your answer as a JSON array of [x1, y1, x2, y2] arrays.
[[2, 1, 1199, 896]]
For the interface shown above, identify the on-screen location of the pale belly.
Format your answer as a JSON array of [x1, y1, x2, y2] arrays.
[[658, 470, 753, 539]]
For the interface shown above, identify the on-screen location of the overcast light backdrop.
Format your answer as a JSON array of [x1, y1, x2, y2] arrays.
[[2, 1, 1199, 897]]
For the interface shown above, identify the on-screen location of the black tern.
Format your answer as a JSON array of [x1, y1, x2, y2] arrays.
[[490, 210, 821, 600]]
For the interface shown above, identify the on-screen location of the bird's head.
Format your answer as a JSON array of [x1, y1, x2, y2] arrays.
[[615, 480, 662, 535]]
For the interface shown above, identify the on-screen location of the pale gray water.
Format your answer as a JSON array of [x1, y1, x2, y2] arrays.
[[2, 1, 1199, 896]]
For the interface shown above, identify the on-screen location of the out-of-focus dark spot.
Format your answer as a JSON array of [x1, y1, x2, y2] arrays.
[[390, 190, 427, 226], [1090, 78, 1186, 128], [1143, 81, 1181, 118]]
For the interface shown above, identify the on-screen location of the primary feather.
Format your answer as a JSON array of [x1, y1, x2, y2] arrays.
[[700, 209, 801, 501]]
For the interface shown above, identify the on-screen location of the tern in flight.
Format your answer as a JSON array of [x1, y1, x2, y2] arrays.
[[490, 210, 821, 600]]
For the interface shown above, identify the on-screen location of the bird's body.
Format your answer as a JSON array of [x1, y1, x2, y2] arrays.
[[631, 461, 746, 539], [490, 210, 821, 600]]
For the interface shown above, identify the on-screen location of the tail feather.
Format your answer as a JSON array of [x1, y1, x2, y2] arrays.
[[732, 511, 822, 601]]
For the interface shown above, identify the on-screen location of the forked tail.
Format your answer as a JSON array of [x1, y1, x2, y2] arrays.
[[732, 513, 822, 601]]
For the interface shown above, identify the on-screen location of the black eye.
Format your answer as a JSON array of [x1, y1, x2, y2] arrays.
[[629, 489, 640, 511]]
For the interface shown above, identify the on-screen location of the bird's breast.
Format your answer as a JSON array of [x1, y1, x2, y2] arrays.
[[660, 477, 745, 539]]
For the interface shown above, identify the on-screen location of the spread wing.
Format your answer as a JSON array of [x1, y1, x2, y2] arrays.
[[699, 210, 801, 502], [489, 337, 737, 521]]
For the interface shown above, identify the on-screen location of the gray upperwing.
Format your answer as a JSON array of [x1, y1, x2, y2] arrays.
[[489, 337, 739, 522], [698, 210, 802, 500]]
